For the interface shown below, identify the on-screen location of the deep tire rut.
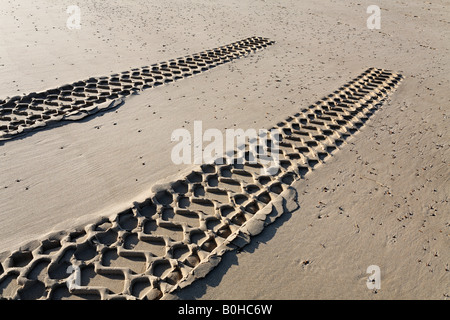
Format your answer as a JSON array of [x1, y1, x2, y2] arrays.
[[0, 67, 403, 300]]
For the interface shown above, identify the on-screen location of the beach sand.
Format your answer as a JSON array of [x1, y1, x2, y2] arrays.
[[0, 0, 448, 299]]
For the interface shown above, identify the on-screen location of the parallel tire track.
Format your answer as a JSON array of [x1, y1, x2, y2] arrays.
[[0, 67, 403, 300]]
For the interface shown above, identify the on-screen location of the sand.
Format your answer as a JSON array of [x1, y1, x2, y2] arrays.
[[0, 0, 448, 300]]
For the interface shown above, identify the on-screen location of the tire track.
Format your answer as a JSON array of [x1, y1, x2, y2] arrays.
[[0, 67, 403, 300], [0, 36, 274, 141]]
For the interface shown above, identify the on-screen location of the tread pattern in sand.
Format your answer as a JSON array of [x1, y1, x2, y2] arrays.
[[0, 36, 274, 141], [0, 68, 403, 300]]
